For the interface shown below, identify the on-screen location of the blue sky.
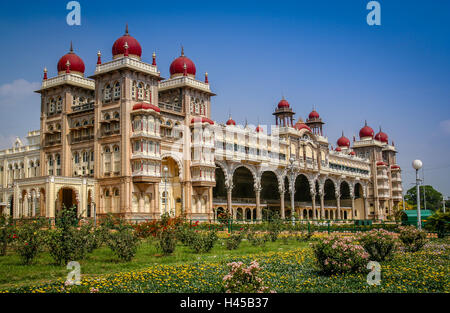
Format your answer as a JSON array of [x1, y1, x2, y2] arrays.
[[0, 0, 449, 198]]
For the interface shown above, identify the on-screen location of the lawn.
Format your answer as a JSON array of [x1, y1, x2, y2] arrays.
[[0, 235, 448, 293]]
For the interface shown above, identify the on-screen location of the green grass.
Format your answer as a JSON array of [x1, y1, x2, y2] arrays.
[[0, 237, 307, 290]]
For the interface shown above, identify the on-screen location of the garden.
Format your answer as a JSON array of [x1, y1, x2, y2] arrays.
[[0, 210, 448, 293]]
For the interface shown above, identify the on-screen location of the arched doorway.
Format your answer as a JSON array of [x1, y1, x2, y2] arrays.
[[295, 174, 311, 219], [161, 157, 181, 216], [232, 166, 255, 219], [57, 188, 78, 217], [340, 181, 351, 220], [260, 171, 280, 218], [324, 179, 336, 219], [213, 166, 227, 201]]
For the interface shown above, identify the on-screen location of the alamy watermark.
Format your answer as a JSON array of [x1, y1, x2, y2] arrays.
[[367, 1, 381, 26], [366, 261, 381, 286], [66, 1, 81, 26], [65, 261, 81, 286]]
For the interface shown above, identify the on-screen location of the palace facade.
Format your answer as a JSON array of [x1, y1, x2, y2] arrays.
[[0, 26, 403, 222]]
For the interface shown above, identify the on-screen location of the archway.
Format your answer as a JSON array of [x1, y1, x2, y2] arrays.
[[260, 171, 280, 218], [57, 188, 78, 217], [324, 179, 336, 219], [213, 166, 227, 200], [295, 174, 311, 218], [354, 183, 364, 219], [340, 181, 351, 220], [161, 157, 181, 216]]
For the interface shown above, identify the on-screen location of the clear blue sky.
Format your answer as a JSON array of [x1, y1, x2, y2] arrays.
[[0, 0, 449, 199]]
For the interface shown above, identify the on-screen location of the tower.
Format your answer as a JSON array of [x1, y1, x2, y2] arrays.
[[273, 97, 295, 127], [305, 108, 324, 136]]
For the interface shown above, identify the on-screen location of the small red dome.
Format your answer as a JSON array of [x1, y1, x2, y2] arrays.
[[132, 102, 160, 112], [170, 47, 196, 77], [359, 121, 374, 139], [337, 133, 350, 148], [294, 122, 311, 132], [391, 165, 400, 170], [335, 147, 342, 152], [309, 110, 320, 119], [256, 126, 263, 133], [226, 117, 236, 126], [350, 151, 356, 156], [112, 25, 142, 58], [57, 43, 85, 75], [376, 161, 387, 166], [277, 99, 290, 108], [191, 117, 214, 125], [375, 129, 389, 143]]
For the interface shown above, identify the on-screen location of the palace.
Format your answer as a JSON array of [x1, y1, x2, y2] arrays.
[[0, 26, 403, 222]]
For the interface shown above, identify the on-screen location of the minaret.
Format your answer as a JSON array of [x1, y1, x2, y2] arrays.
[[273, 97, 295, 127], [305, 106, 325, 136]]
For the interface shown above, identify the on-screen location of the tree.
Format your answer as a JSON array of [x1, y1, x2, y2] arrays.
[[404, 185, 443, 211]]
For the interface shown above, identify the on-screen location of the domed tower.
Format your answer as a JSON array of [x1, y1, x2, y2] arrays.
[[273, 97, 295, 127], [36, 42, 95, 179], [305, 108, 325, 136]]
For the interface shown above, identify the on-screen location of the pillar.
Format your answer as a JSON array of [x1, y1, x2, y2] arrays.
[[320, 193, 325, 219], [364, 197, 369, 219], [336, 195, 341, 220], [351, 196, 355, 220], [256, 188, 261, 221], [226, 186, 232, 215], [280, 191, 285, 219], [311, 193, 317, 219]]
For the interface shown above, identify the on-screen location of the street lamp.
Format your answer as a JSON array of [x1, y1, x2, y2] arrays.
[[163, 166, 169, 215], [412, 160, 423, 229], [288, 157, 296, 226]]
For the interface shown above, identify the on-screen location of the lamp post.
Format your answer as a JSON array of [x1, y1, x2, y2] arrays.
[[288, 157, 296, 226], [93, 202, 97, 227], [412, 160, 423, 230], [163, 166, 168, 215]]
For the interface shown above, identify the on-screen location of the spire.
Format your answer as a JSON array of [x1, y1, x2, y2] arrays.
[[181, 45, 185, 57], [342, 130, 344, 137], [364, 120, 368, 126], [205, 72, 209, 84], [125, 23, 129, 35], [97, 51, 102, 65], [152, 52, 156, 66], [43, 67, 48, 81], [70, 41, 74, 53]]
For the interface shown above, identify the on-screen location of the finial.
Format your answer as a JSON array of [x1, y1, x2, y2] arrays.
[[364, 120, 368, 126], [97, 51, 102, 65], [152, 52, 156, 66], [181, 45, 185, 57], [183, 63, 187, 76], [342, 130, 344, 137], [125, 23, 129, 35], [66, 60, 71, 74], [124, 42, 129, 57], [205, 72, 209, 84], [70, 41, 74, 53], [43, 67, 48, 80]]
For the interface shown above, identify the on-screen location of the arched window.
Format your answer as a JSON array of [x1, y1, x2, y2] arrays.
[[104, 84, 112, 102], [104, 113, 110, 120], [145, 85, 151, 102], [131, 81, 137, 99], [137, 82, 144, 100], [49, 98, 55, 113], [56, 97, 63, 112], [113, 82, 121, 99], [114, 112, 120, 119], [83, 151, 89, 163], [74, 152, 80, 164], [55, 154, 61, 166]]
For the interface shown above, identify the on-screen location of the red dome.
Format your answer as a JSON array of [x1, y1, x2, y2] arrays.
[[170, 48, 196, 77], [226, 117, 236, 126], [335, 147, 342, 152], [391, 165, 400, 170], [132, 102, 160, 112], [359, 121, 374, 139], [191, 117, 214, 125], [112, 25, 142, 58], [277, 99, 290, 108], [57, 43, 85, 75], [350, 151, 356, 156], [376, 161, 387, 166], [375, 129, 389, 143], [256, 126, 263, 133], [309, 110, 320, 119], [294, 122, 311, 132], [337, 133, 350, 147]]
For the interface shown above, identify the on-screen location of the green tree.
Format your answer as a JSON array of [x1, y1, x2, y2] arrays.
[[404, 185, 443, 211]]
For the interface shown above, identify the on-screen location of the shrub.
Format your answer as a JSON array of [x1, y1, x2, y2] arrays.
[[398, 226, 428, 252], [13, 219, 45, 265], [359, 229, 397, 261], [187, 230, 218, 253], [225, 231, 245, 250], [267, 212, 282, 242], [133, 220, 160, 239], [295, 232, 312, 242], [217, 210, 232, 225], [107, 225, 140, 261], [0, 215, 14, 256], [223, 261, 273, 293], [424, 211, 450, 238], [247, 230, 269, 247], [157, 227, 177, 255], [312, 235, 369, 275]]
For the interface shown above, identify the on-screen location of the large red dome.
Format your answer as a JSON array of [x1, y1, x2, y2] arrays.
[[294, 121, 311, 132], [359, 121, 374, 139], [309, 110, 320, 119], [337, 133, 350, 147], [277, 98, 290, 108], [375, 129, 388, 143], [57, 43, 85, 75], [112, 25, 142, 58], [170, 48, 196, 77]]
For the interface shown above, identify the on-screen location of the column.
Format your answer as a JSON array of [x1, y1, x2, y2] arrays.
[[320, 193, 325, 219], [311, 193, 317, 219], [280, 191, 285, 219], [256, 187, 261, 221], [336, 194, 341, 220], [226, 186, 232, 215], [31, 195, 36, 217], [351, 196, 355, 220]]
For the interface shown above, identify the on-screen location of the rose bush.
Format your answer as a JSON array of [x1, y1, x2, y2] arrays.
[[398, 226, 428, 252], [223, 260, 274, 293], [359, 229, 398, 261]]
